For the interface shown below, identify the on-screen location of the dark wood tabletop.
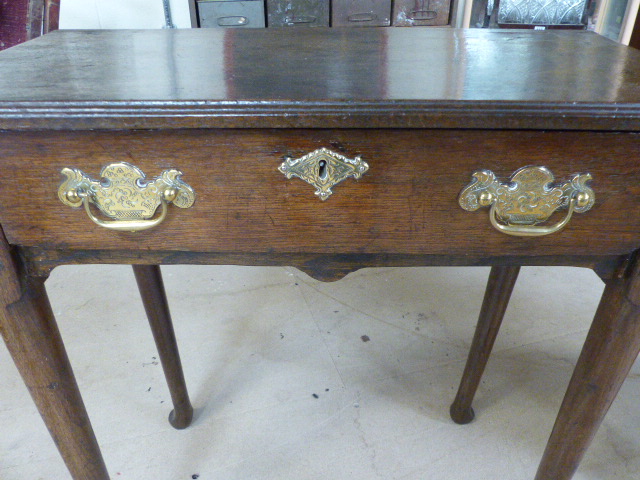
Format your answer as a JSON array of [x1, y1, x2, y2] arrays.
[[1, 28, 640, 130]]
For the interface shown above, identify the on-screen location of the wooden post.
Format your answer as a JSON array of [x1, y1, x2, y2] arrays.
[[534, 257, 640, 480], [0, 230, 109, 479]]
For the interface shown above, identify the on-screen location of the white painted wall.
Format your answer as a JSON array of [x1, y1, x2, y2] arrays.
[[59, 0, 192, 29]]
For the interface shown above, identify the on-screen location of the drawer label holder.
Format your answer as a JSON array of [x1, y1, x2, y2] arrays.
[[58, 162, 195, 232], [458, 166, 594, 237], [278, 147, 369, 201]]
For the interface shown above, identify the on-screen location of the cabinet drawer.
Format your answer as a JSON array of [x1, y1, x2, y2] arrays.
[[332, 0, 392, 27], [0, 129, 638, 257], [393, 0, 451, 26], [198, 0, 266, 28], [266, 0, 330, 27]]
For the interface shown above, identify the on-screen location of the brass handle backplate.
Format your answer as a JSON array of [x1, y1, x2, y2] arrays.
[[278, 147, 369, 201], [458, 166, 594, 237], [59, 162, 195, 232]]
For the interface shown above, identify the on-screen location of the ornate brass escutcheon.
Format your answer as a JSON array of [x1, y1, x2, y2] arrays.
[[458, 166, 594, 237], [278, 147, 369, 200], [58, 162, 195, 232]]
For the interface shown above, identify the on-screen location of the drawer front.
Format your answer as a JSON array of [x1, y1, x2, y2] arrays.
[[332, 0, 392, 27], [393, 0, 451, 26], [198, 0, 266, 28], [0, 129, 639, 257], [266, 0, 330, 27]]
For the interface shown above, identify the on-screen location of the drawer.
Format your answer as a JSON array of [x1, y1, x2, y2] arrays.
[[332, 0, 392, 27], [198, 0, 266, 28], [266, 0, 330, 27], [0, 129, 639, 258], [393, 0, 451, 26]]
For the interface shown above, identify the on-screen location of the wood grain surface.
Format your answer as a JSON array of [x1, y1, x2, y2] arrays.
[[0, 128, 638, 257], [2, 29, 640, 130]]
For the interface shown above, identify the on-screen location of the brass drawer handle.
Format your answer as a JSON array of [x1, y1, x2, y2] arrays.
[[278, 147, 369, 201], [459, 166, 594, 237], [58, 162, 195, 232]]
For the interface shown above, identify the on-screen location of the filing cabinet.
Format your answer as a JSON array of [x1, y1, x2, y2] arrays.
[[332, 0, 392, 27], [198, 0, 266, 28], [266, 0, 329, 27], [393, 0, 451, 26], [197, 0, 454, 28]]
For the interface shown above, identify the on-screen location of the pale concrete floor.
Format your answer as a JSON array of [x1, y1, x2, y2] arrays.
[[1, 265, 639, 479]]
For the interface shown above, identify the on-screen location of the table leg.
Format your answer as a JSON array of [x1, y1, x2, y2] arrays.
[[132, 264, 193, 429], [534, 261, 640, 480], [0, 275, 109, 480], [450, 265, 521, 424]]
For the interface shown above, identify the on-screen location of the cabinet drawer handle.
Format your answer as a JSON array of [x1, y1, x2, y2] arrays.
[[217, 16, 249, 26], [409, 9, 438, 20], [348, 13, 378, 22], [278, 147, 369, 200], [285, 15, 317, 25], [458, 166, 594, 237], [58, 162, 195, 232]]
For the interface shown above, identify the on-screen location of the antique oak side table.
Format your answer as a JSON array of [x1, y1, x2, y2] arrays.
[[1, 28, 640, 480]]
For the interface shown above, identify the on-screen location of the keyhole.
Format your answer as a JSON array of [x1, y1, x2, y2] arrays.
[[318, 160, 328, 180]]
